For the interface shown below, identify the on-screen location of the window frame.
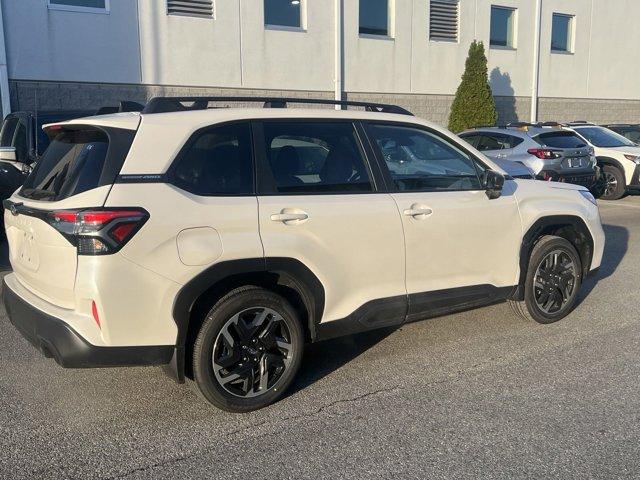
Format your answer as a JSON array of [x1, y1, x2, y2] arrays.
[[253, 119, 383, 196], [362, 120, 492, 194], [359, 0, 394, 39], [47, 0, 110, 14], [166, 120, 257, 197], [551, 12, 575, 54], [263, 0, 306, 31], [489, 5, 517, 49]]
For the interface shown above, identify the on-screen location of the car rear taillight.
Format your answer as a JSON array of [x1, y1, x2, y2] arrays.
[[46, 208, 148, 255], [527, 148, 562, 160]]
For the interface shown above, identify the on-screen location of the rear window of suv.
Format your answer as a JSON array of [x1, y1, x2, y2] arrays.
[[20, 126, 134, 201], [535, 131, 587, 149]]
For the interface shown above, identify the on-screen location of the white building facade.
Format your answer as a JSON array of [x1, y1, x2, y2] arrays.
[[1, 0, 639, 125]]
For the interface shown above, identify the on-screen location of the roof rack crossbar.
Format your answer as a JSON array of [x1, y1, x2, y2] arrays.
[[142, 96, 413, 116]]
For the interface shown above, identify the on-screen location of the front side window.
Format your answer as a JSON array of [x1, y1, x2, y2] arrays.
[[367, 124, 482, 192], [360, 0, 389, 36], [264, 0, 301, 28], [574, 127, 636, 148], [48, 0, 109, 12], [172, 122, 254, 196], [490, 6, 516, 48], [551, 13, 574, 52], [262, 122, 372, 194]]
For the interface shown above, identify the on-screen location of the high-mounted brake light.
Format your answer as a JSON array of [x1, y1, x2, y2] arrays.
[[46, 208, 148, 255], [528, 148, 562, 160]]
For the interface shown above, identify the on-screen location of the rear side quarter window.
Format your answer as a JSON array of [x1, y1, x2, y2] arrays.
[[170, 122, 254, 196]]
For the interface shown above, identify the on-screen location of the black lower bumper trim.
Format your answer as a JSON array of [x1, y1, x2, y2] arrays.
[[3, 279, 173, 368]]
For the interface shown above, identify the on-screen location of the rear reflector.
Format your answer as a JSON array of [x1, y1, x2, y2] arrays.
[[91, 300, 101, 329], [46, 208, 148, 255]]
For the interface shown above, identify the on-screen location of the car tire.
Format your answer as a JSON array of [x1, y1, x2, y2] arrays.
[[600, 165, 626, 201], [508, 235, 582, 324], [192, 286, 304, 412]]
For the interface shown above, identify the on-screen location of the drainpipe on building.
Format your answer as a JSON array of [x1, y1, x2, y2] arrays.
[[0, 0, 11, 118], [530, 0, 542, 123], [334, 0, 343, 109]]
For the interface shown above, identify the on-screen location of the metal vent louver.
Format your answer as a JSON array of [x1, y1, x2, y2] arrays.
[[167, 0, 213, 19], [429, 0, 459, 41]]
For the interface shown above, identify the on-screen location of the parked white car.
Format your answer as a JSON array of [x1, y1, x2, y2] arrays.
[[3, 97, 605, 412], [565, 123, 640, 200]]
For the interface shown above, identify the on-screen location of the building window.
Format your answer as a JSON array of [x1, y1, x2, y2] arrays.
[[167, 0, 214, 19], [359, 0, 390, 36], [551, 13, 574, 53], [264, 0, 302, 29], [47, 0, 109, 13], [429, 0, 459, 42], [490, 6, 516, 48]]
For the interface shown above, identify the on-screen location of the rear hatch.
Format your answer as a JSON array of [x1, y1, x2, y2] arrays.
[[534, 131, 594, 173], [4, 120, 138, 308]]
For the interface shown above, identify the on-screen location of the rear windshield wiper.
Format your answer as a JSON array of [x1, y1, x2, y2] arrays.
[[20, 188, 56, 200]]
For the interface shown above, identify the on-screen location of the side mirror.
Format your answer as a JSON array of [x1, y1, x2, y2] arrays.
[[0, 146, 16, 162], [483, 170, 505, 200]]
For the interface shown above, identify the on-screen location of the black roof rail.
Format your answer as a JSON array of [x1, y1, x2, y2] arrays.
[[535, 121, 562, 127], [95, 101, 145, 116], [469, 124, 506, 129], [507, 122, 537, 128], [142, 96, 413, 116]]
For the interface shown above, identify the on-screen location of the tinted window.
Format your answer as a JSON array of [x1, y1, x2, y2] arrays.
[[360, 0, 389, 35], [172, 122, 253, 196], [608, 127, 640, 144], [536, 132, 587, 149], [0, 117, 18, 147], [574, 127, 635, 148], [551, 13, 573, 52], [368, 124, 482, 191], [263, 122, 372, 194], [264, 0, 301, 27], [459, 133, 480, 148], [21, 129, 109, 201], [13, 118, 29, 162], [477, 134, 509, 151], [490, 6, 516, 47]]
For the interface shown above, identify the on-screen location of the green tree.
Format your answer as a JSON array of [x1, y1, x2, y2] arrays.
[[448, 41, 497, 133]]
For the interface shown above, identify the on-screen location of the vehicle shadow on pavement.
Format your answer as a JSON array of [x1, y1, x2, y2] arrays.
[[288, 327, 396, 397], [579, 223, 628, 301]]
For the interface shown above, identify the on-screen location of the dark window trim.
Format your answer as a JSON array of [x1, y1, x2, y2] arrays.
[[362, 120, 492, 194], [165, 119, 257, 198], [253, 118, 381, 196]]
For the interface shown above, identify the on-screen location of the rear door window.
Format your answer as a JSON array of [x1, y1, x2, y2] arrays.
[[260, 121, 373, 194], [535, 131, 588, 149], [476, 134, 510, 151]]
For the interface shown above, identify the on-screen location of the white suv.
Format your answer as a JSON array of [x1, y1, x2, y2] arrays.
[[566, 123, 640, 200], [3, 97, 605, 412]]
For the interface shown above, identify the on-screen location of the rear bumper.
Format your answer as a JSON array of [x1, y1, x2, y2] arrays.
[[538, 170, 599, 188], [3, 277, 173, 368]]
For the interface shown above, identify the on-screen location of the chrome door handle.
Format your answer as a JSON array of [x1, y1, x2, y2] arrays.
[[270, 211, 309, 224], [403, 205, 433, 219]]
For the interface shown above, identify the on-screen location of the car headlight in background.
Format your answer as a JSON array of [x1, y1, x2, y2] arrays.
[[623, 154, 640, 164], [580, 190, 598, 206]]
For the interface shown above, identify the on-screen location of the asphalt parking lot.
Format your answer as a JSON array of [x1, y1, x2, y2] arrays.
[[1, 196, 639, 480]]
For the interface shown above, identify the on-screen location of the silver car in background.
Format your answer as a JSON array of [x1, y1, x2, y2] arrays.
[[459, 124, 600, 190]]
